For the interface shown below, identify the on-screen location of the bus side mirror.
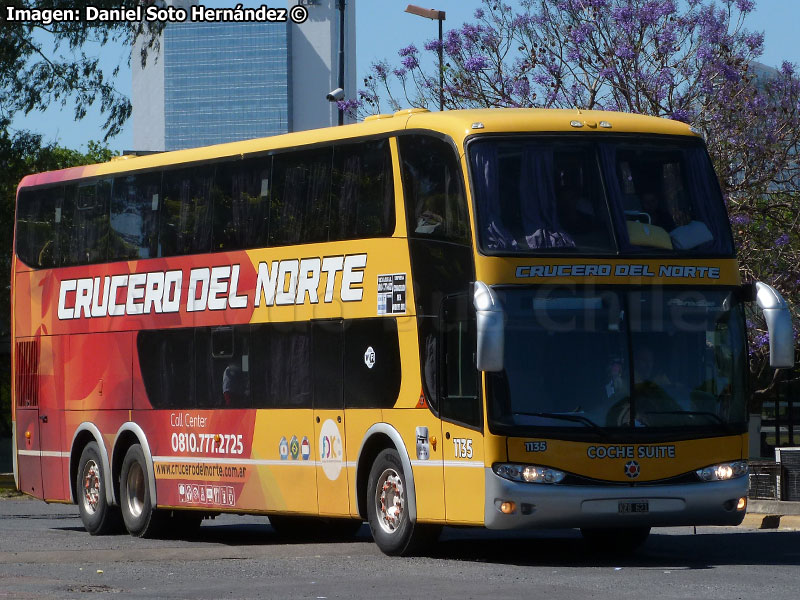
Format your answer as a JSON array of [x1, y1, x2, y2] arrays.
[[755, 282, 795, 369], [474, 281, 504, 372]]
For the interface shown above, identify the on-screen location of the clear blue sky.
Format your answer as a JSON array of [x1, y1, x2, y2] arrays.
[[10, 0, 800, 153]]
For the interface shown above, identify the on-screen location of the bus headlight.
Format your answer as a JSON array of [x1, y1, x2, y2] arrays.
[[493, 463, 565, 484], [696, 461, 748, 482]]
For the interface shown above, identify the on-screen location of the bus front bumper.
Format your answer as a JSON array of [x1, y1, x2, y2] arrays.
[[484, 469, 748, 530]]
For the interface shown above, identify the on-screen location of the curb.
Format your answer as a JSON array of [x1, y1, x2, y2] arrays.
[[740, 499, 800, 530], [747, 499, 800, 515], [740, 513, 800, 530]]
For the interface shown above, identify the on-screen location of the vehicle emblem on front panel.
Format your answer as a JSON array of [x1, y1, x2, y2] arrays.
[[624, 460, 640, 479]]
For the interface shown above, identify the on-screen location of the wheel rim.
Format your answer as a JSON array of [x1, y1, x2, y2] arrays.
[[81, 460, 102, 515], [375, 467, 404, 535], [125, 460, 146, 519]]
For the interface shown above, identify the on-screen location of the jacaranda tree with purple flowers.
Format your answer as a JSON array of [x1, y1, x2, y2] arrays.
[[346, 0, 799, 400]]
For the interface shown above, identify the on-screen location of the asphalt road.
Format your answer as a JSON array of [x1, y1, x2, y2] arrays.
[[1, 494, 799, 599]]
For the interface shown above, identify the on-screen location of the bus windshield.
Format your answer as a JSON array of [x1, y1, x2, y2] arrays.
[[487, 288, 748, 436], [469, 137, 734, 256]]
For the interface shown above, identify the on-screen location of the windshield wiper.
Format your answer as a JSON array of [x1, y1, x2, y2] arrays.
[[513, 411, 605, 433], [644, 410, 731, 429]]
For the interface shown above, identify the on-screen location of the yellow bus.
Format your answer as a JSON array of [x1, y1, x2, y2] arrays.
[[12, 108, 794, 555]]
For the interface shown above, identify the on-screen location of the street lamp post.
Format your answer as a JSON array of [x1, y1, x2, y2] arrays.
[[337, 0, 346, 125], [404, 4, 446, 112]]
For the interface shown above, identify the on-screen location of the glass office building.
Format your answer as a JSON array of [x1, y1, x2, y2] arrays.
[[163, 22, 291, 151]]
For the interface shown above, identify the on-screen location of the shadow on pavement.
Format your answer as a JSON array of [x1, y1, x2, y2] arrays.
[[429, 528, 800, 569], [39, 505, 800, 569]]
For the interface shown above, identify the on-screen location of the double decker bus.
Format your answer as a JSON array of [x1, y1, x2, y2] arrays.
[[12, 108, 795, 555]]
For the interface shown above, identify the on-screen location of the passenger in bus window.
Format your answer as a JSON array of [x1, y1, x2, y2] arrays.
[[415, 209, 443, 234], [222, 361, 248, 407]]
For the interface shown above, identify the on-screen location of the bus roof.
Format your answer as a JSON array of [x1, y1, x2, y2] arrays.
[[18, 108, 698, 190]]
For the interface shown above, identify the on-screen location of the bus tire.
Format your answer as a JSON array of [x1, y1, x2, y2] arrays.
[[76, 441, 123, 535], [366, 448, 440, 556], [580, 526, 651, 554], [120, 444, 164, 538]]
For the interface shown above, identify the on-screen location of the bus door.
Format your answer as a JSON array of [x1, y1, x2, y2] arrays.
[[14, 338, 43, 498], [440, 296, 485, 524], [311, 320, 351, 516]]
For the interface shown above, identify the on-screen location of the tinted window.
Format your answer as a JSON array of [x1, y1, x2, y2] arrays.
[[18, 138, 396, 270], [160, 167, 214, 256], [195, 327, 251, 408], [15, 187, 62, 269], [470, 140, 616, 252], [344, 318, 401, 408], [399, 135, 470, 244], [250, 322, 312, 408], [139, 326, 252, 410], [312, 320, 344, 409], [469, 137, 733, 256], [440, 295, 481, 428], [109, 172, 161, 261], [330, 139, 395, 239], [212, 157, 272, 251], [607, 142, 733, 254], [62, 180, 111, 265], [487, 289, 746, 434], [137, 328, 196, 409], [269, 148, 332, 246], [137, 320, 401, 411]]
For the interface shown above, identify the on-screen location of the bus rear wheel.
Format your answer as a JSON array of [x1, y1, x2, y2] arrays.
[[366, 448, 440, 556], [120, 444, 164, 538], [76, 441, 122, 535], [580, 526, 651, 554]]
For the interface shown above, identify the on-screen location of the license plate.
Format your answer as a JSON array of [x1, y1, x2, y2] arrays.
[[618, 501, 649, 514]]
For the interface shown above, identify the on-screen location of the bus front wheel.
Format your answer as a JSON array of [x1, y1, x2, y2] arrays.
[[76, 441, 122, 535], [120, 444, 163, 538], [366, 448, 440, 556]]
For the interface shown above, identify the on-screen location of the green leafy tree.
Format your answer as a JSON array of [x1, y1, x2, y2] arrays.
[[0, 131, 117, 437], [1, 0, 163, 138], [1, 1, 155, 436]]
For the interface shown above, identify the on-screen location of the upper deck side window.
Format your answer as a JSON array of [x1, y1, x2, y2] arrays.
[[63, 180, 111, 265], [14, 137, 396, 270], [398, 134, 471, 245], [15, 187, 62, 269]]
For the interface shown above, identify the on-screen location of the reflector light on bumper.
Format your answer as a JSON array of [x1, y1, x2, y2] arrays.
[[696, 461, 748, 482], [493, 463, 566, 484]]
